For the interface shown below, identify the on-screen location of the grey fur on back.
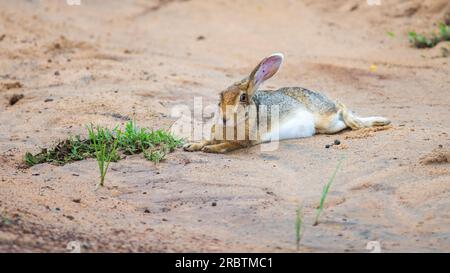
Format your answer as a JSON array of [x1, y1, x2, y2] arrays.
[[252, 87, 338, 118]]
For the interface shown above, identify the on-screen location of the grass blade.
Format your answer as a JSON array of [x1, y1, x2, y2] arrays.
[[313, 155, 346, 226], [295, 204, 304, 250]]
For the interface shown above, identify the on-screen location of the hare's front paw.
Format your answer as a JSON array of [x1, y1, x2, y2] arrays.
[[183, 142, 206, 152], [201, 145, 222, 153], [201, 142, 242, 153]]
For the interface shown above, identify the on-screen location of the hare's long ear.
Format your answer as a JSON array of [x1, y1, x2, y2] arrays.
[[247, 53, 284, 95]]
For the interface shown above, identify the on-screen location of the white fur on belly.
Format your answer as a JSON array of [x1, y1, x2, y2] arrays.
[[262, 109, 315, 142]]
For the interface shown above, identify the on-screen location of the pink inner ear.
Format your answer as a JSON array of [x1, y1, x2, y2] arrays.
[[254, 54, 283, 85]]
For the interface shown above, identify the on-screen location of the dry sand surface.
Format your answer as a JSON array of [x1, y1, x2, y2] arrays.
[[0, 0, 450, 252]]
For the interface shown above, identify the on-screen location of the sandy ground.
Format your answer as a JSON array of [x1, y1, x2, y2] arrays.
[[0, 0, 450, 252]]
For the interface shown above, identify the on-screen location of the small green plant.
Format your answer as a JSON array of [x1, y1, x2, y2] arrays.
[[25, 137, 93, 166], [313, 156, 346, 226], [115, 120, 181, 157], [295, 204, 304, 250], [88, 125, 119, 188], [409, 23, 450, 48], [0, 210, 11, 226], [439, 23, 450, 41], [408, 32, 438, 48], [25, 152, 39, 166], [144, 145, 169, 164], [386, 31, 395, 38], [24, 120, 183, 167]]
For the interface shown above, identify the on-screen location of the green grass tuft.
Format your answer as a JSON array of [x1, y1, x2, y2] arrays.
[[0, 210, 11, 226], [144, 146, 169, 164], [386, 31, 395, 38], [313, 156, 346, 226], [88, 124, 120, 188], [114, 120, 182, 157], [295, 204, 304, 250], [24, 120, 183, 168], [25, 136, 94, 166], [409, 23, 450, 48]]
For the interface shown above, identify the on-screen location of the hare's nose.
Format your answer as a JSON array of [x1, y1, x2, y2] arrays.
[[222, 117, 227, 125]]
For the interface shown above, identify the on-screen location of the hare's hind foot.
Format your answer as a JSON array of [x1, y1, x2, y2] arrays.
[[183, 141, 243, 153], [357, 116, 391, 127], [338, 103, 390, 130], [344, 111, 391, 129]]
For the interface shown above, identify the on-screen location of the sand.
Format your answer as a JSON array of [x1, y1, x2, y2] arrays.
[[0, 0, 449, 252]]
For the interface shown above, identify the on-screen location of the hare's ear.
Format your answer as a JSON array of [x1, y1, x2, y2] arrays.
[[247, 53, 284, 93]]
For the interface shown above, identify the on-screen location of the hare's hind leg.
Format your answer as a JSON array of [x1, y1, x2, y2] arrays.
[[317, 112, 348, 134], [339, 103, 390, 129]]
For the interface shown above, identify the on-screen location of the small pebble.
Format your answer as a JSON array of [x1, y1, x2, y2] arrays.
[[9, 94, 24, 105], [325, 144, 330, 149], [211, 202, 217, 207], [334, 139, 341, 145]]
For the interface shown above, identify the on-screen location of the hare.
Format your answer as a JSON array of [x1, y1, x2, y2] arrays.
[[183, 53, 390, 153]]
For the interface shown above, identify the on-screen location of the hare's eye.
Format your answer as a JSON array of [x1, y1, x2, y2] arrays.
[[240, 93, 247, 102]]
